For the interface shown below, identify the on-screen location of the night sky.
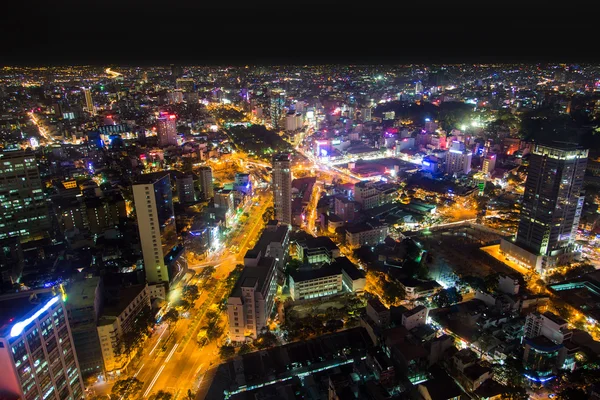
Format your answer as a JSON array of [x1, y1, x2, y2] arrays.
[[3, 2, 594, 66]]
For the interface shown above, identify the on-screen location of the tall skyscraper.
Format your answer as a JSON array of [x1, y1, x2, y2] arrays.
[[198, 166, 214, 200], [0, 290, 85, 400], [269, 88, 286, 130], [516, 143, 588, 257], [133, 172, 183, 289], [83, 87, 96, 116], [482, 153, 496, 175], [157, 113, 178, 147], [272, 154, 292, 225], [0, 151, 50, 244]]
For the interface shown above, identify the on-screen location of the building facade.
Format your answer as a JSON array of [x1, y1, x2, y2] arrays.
[[157, 113, 178, 147], [272, 154, 292, 225], [0, 150, 50, 242], [97, 284, 150, 374], [198, 166, 214, 200], [226, 253, 277, 342], [0, 291, 85, 400], [516, 143, 588, 258], [132, 173, 183, 289]]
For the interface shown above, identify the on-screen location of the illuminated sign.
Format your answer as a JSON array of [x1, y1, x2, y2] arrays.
[[422, 161, 431, 167], [11, 296, 59, 337]]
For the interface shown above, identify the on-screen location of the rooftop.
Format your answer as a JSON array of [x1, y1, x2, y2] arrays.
[[230, 257, 275, 297], [100, 284, 146, 319], [0, 290, 59, 338], [290, 263, 342, 283], [66, 277, 100, 309], [134, 171, 170, 185]]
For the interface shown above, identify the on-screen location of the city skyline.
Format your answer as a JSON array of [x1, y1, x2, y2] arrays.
[[1, 59, 600, 400]]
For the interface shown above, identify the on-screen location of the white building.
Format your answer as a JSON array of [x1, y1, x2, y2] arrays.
[[289, 264, 343, 301], [97, 284, 150, 374], [0, 290, 85, 400], [133, 172, 186, 296], [345, 223, 388, 248], [227, 252, 277, 342], [198, 166, 214, 200], [401, 305, 428, 331], [524, 311, 571, 344], [445, 141, 472, 175]]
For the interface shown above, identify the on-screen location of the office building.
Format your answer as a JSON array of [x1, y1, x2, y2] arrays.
[[132, 173, 185, 293], [0, 290, 85, 400], [83, 87, 95, 115], [246, 220, 290, 282], [353, 180, 398, 210], [361, 107, 372, 122], [516, 143, 587, 258], [294, 236, 340, 265], [157, 113, 178, 147], [66, 277, 104, 379], [269, 88, 286, 130], [198, 166, 214, 200], [524, 311, 571, 344], [272, 154, 292, 225], [482, 154, 496, 175], [85, 194, 127, 234], [226, 251, 277, 342], [97, 284, 150, 374], [334, 196, 358, 222], [177, 175, 196, 204], [233, 173, 252, 195], [415, 81, 423, 95], [0, 150, 50, 242], [289, 264, 343, 301], [401, 305, 428, 331], [445, 141, 472, 175], [345, 222, 389, 248]]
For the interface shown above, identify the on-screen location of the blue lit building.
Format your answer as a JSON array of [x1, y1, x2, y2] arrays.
[[0, 290, 85, 400]]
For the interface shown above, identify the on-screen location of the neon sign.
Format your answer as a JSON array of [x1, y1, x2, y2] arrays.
[[11, 296, 59, 337]]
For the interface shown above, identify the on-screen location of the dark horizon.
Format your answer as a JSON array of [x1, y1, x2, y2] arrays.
[[3, 3, 595, 67]]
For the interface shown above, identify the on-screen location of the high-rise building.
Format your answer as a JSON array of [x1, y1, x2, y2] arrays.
[[97, 284, 150, 374], [415, 81, 423, 95], [272, 154, 292, 225], [83, 87, 96, 115], [516, 143, 588, 257], [177, 175, 196, 204], [269, 88, 286, 130], [132, 173, 184, 291], [445, 141, 473, 175], [0, 151, 50, 243], [0, 290, 85, 400], [482, 154, 496, 175], [226, 251, 277, 342], [198, 166, 214, 200], [157, 113, 178, 147], [66, 277, 105, 379]]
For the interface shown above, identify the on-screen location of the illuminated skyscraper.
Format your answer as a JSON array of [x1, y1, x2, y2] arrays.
[[133, 173, 186, 296], [0, 290, 85, 400], [272, 154, 292, 225], [482, 153, 496, 175], [157, 113, 178, 147], [83, 87, 96, 116], [516, 143, 587, 257], [269, 88, 286, 130], [198, 166, 214, 200]]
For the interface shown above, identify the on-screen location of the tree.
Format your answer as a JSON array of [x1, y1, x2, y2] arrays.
[[433, 287, 463, 308], [262, 206, 274, 223], [238, 343, 254, 355], [284, 259, 302, 278], [484, 273, 500, 293], [163, 309, 179, 324], [183, 285, 200, 303], [219, 345, 236, 359], [255, 331, 278, 349], [149, 391, 174, 400], [186, 390, 197, 400], [111, 378, 143, 399]]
